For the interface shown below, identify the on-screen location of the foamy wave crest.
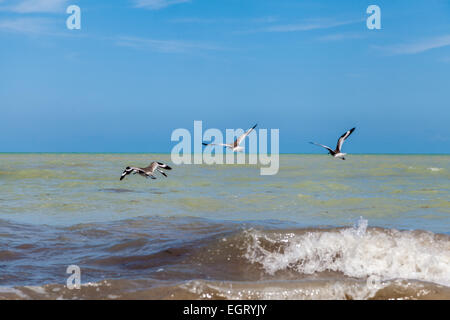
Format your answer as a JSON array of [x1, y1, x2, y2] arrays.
[[244, 218, 450, 287]]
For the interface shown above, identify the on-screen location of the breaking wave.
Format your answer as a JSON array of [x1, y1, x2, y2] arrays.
[[1, 216, 449, 299], [243, 218, 450, 287]]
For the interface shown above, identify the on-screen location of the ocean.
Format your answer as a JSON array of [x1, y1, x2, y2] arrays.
[[0, 153, 449, 299]]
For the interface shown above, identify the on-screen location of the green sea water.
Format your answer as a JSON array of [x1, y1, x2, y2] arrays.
[[0, 153, 448, 233]]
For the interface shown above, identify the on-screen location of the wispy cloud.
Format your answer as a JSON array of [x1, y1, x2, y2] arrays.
[[440, 56, 450, 63], [0, 0, 69, 13], [115, 35, 224, 53], [0, 16, 86, 37], [169, 16, 278, 24], [133, 0, 190, 10], [380, 35, 450, 55], [318, 32, 365, 42], [0, 17, 53, 34], [240, 18, 362, 34], [431, 133, 449, 142]]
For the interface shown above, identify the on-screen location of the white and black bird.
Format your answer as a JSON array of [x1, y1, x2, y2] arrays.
[[202, 124, 257, 152], [120, 162, 172, 181], [310, 127, 356, 160]]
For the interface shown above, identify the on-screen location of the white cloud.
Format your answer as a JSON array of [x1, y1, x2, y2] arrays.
[[0, 17, 52, 34], [381, 35, 450, 55], [169, 16, 278, 24], [318, 32, 365, 42], [240, 18, 362, 34], [115, 36, 223, 53], [0, 0, 69, 13], [133, 0, 190, 10]]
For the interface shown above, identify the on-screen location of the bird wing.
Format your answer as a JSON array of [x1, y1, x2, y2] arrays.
[[156, 162, 172, 170], [310, 142, 334, 154], [202, 142, 232, 148], [234, 124, 257, 147], [120, 167, 142, 180], [142, 161, 172, 175], [120, 169, 130, 181], [157, 169, 167, 177], [336, 127, 356, 152]]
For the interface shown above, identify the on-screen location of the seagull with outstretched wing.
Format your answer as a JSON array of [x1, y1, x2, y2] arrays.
[[120, 161, 172, 181], [202, 124, 257, 152], [310, 127, 356, 160]]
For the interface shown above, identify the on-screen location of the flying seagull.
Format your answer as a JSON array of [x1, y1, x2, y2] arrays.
[[310, 127, 356, 160], [202, 124, 257, 152], [120, 162, 172, 181]]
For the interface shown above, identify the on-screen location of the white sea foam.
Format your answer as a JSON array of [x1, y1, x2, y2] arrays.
[[0, 287, 28, 299], [354, 216, 368, 236], [427, 167, 443, 172], [24, 285, 48, 295], [183, 279, 385, 300], [244, 219, 450, 287], [181, 278, 446, 300]]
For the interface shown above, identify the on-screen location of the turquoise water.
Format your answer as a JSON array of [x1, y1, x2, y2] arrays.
[[0, 154, 449, 299]]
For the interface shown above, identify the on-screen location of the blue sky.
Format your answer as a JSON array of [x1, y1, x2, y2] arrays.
[[0, 0, 449, 153]]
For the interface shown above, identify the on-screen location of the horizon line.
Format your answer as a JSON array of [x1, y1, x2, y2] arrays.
[[0, 152, 449, 155]]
